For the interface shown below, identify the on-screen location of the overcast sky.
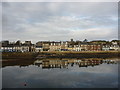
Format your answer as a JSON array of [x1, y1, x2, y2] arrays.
[[2, 2, 118, 43]]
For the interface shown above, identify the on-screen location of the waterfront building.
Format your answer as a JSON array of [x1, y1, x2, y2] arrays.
[[49, 42, 61, 51], [36, 41, 50, 51], [73, 45, 81, 51], [60, 41, 68, 51], [1, 40, 35, 52], [35, 46, 43, 52], [35, 42, 43, 52], [87, 44, 102, 51], [102, 44, 110, 51], [24, 41, 32, 45], [1, 39, 120, 52], [42, 42, 50, 51], [79, 44, 102, 51], [2, 40, 9, 46], [102, 40, 120, 51]]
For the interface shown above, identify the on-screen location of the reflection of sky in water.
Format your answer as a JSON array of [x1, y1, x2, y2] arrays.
[[2, 61, 118, 88]]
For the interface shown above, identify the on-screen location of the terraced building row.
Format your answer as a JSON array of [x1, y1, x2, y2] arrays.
[[1, 39, 120, 52]]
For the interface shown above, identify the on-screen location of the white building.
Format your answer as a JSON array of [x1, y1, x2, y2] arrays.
[[73, 45, 81, 51]]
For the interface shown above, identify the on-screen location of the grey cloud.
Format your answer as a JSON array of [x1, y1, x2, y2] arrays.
[[2, 2, 118, 42]]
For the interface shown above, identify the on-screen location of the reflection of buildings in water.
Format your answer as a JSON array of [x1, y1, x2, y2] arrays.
[[78, 60, 102, 67], [2, 59, 118, 68], [34, 63, 41, 67], [102, 60, 118, 64], [19, 65, 29, 68], [42, 60, 68, 69], [33, 59, 118, 69]]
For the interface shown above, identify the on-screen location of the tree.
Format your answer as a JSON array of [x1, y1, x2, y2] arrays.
[[83, 39, 88, 42]]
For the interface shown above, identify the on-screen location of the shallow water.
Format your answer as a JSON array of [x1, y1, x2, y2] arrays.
[[2, 58, 119, 88]]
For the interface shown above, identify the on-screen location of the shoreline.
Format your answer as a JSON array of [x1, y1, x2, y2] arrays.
[[39, 51, 120, 59], [1, 51, 120, 60], [2, 52, 38, 60]]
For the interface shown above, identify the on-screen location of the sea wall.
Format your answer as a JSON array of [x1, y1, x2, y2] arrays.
[[2, 51, 120, 60], [39, 51, 120, 59], [2, 52, 38, 60]]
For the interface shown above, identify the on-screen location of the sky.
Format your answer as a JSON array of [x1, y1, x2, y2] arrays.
[[2, 2, 118, 43]]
